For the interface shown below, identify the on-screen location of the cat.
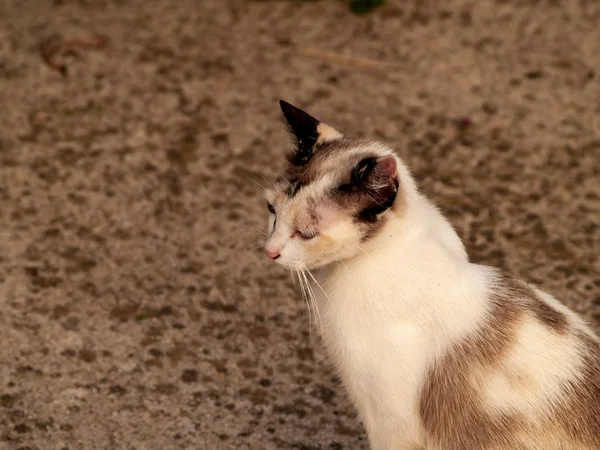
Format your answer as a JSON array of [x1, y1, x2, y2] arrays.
[[263, 100, 600, 450]]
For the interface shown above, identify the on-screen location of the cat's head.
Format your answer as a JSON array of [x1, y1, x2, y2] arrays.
[[263, 101, 401, 270]]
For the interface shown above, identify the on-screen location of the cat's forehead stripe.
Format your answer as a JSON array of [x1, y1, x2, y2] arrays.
[[286, 180, 303, 198], [284, 140, 376, 196]]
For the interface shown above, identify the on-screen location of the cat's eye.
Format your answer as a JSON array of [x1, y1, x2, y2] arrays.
[[297, 230, 317, 240], [267, 202, 276, 214]]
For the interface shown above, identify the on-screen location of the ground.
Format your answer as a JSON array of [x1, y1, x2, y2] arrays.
[[0, 0, 599, 449]]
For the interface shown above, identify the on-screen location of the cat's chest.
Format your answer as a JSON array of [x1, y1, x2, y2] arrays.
[[312, 276, 432, 419], [324, 318, 429, 385]]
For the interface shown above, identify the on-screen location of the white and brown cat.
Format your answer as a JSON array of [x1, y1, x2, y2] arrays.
[[263, 101, 600, 450]]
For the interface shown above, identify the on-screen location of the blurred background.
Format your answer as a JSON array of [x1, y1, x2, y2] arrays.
[[0, 0, 598, 448]]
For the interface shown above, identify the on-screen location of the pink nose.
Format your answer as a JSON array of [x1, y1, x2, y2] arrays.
[[265, 248, 280, 260]]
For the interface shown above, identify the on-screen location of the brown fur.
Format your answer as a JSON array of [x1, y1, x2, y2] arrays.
[[284, 138, 369, 191], [529, 296, 569, 334], [508, 276, 570, 334], [359, 188, 406, 242], [285, 138, 359, 175], [419, 286, 523, 450], [419, 272, 600, 449], [555, 332, 600, 448]]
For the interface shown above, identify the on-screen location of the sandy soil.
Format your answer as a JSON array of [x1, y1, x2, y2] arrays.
[[0, 0, 599, 449]]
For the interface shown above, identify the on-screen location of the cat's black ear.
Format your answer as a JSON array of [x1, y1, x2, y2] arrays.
[[280, 100, 320, 166]]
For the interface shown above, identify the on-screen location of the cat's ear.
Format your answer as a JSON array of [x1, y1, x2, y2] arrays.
[[355, 155, 399, 220], [279, 100, 342, 166], [280, 100, 319, 148]]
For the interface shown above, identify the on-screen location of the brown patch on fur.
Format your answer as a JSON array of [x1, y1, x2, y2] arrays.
[[553, 332, 600, 448], [529, 296, 569, 334], [420, 284, 524, 450], [313, 138, 365, 162], [360, 187, 406, 242], [503, 275, 569, 334], [420, 272, 600, 449], [497, 273, 569, 334], [284, 138, 359, 188]]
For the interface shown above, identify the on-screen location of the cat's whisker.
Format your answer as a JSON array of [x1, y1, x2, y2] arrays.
[[299, 270, 313, 326], [302, 269, 323, 333], [253, 227, 268, 236], [237, 171, 268, 191], [350, 242, 371, 258], [303, 271, 319, 335], [306, 268, 336, 325], [295, 269, 312, 330], [300, 270, 316, 333], [243, 240, 266, 252], [338, 257, 349, 272], [309, 274, 323, 333], [247, 219, 268, 227], [258, 172, 274, 184]]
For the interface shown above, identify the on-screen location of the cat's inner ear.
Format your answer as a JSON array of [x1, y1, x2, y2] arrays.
[[368, 155, 398, 187], [342, 155, 398, 191], [279, 100, 342, 166], [362, 155, 399, 217]]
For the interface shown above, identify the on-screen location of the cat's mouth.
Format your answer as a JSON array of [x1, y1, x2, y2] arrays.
[[265, 254, 301, 270]]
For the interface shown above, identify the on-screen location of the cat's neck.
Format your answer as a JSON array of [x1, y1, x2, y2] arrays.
[[360, 185, 469, 268], [318, 188, 474, 301], [313, 184, 491, 353]]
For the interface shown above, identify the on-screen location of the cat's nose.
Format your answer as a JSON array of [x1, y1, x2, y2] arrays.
[[265, 248, 280, 260]]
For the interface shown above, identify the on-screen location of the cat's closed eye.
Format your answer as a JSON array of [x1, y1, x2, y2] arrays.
[[267, 202, 276, 214], [296, 230, 317, 240]]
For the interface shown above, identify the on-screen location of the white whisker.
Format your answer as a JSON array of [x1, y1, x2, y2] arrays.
[[338, 257, 349, 272], [243, 241, 265, 252], [295, 269, 312, 330], [306, 268, 338, 324], [258, 173, 273, 184], [351, 242, 372, 258], [237, 171, 267, 191], [253, 227, 268, 236], [302, 269, 323, 332]]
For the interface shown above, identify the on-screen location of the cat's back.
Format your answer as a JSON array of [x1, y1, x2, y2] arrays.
[[420, 269, 600, 450]]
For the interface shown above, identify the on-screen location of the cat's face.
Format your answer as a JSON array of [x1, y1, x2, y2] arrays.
[[263, 101, 400, 270]]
